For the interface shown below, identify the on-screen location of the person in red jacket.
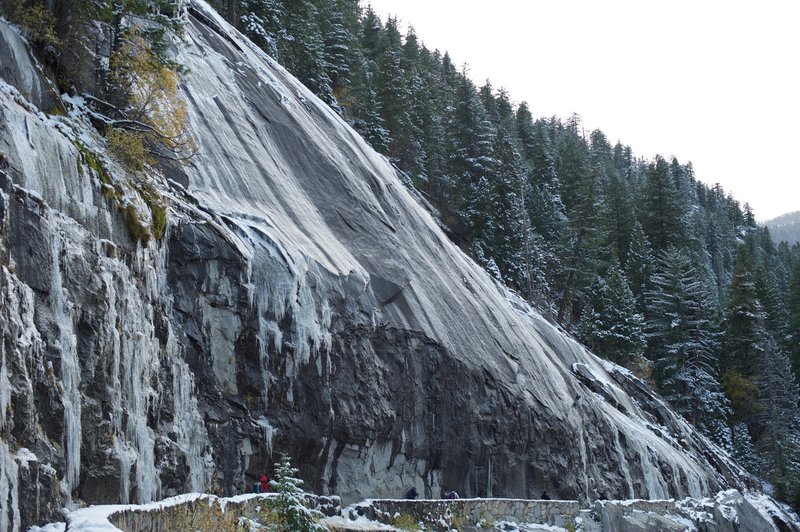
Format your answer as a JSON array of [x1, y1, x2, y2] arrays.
[[260, 475, 269, 493]]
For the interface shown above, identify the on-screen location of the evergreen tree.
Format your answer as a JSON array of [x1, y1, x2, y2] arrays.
[[395, 26, 427, 178], [641, 155, 685, 252], [603, 172, 635, 267], [578, 263, 644, 366], [556, 114, 591, 213], [267, 452, 325, 531], [646, 247, 731, 443], [731, 422, 761, 472], [239, 0, 285, 57], [788, 259, 800, 375], [483, 126, 525, 286], [626, 221, 653, 316], [280, 0, 334, 103], [318, 0, 354, 100], [358, 4, 383, 61], [753, 338, 800, 502], [375, 16, 408, 154], [448, 67, 496, 248], [348, 59, 390, 152], [555, 116, 599, 330], [721, 247, 768, 377]]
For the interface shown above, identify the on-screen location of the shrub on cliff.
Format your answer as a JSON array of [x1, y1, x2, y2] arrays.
[[106, 25, 196, 167]]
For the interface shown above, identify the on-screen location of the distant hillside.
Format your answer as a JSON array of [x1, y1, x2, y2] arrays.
[[765, 211, 800, 244]]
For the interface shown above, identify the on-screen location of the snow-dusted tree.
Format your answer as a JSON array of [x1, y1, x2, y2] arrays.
[[641, 155, 686, 253], [555, 117, 599, 330], [448, 68, 497, 247], [721, 247, 768, 377], [349, 60, 389, 153], [625, 221, 655, 318], [646, 247, 731, 444], [483, 126, 525, 286], [266, 452, 325, 532], [789, 259, 800, 376], [515, 108, 565, 310], [578, 263, 644, 366], [280, 0, 334, 104], [731, 422, 761, 473], [239, 0, 284, 57], [752, 338, 800, 501], [318, 0, 353, 93], [602, 172, 635, 267]]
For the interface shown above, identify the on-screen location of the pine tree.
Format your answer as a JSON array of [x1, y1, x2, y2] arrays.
[[448, 67, 496, 248], [267, 452, 325, 531], [555, 116, 599, 330], [788, 259, 800, 375], [578, 264, 644, 366], [348, 59, 390, 152], [556, 114, 591, 213], [280, 0, 334, 103], [375, 17, 409, 158], [482, 126, 525, 286], [646, 247, 731, 443], [394, 26, 426, 179], [731, 422, 761, 472], [239, 0, 285, 57], [752, 338, 800, 501], [602, 172, 635, 267], [318, 0, 354, 101], [721, 246, 768, 377], [641, 155, 685, 253], [515, 109, 564, 308]]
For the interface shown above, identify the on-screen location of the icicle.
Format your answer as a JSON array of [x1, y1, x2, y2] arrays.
[[172, 354, 211, 491], [49, 232, 81, 494]]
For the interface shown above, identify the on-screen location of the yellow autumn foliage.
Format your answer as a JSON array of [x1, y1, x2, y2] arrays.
[[107, 127, 149, 172], [7, 1, 59, 47], [109, 27, 196, 166]]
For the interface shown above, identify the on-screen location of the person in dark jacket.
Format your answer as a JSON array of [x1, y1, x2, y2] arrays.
[[541, 491, 551, 500], [405, 487, 418, 499]]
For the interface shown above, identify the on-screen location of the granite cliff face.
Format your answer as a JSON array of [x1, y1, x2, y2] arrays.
[[0, 3, 758, 529]]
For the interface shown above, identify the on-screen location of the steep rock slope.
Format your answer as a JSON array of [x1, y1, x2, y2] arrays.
[[0, 2, 753, 529]]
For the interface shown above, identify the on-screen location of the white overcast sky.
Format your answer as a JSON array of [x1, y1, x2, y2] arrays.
[[366, 0, 799, 221]]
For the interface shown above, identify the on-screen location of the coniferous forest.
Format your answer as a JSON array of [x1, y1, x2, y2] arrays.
[[2, 0, 798, 512], [211, 0, 800, 504]]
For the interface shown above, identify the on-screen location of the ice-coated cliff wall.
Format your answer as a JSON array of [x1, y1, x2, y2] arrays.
[[0, 2, 753, 529]]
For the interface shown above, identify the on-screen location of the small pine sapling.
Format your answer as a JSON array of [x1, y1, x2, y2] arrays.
[[265, 452, 325, 532]]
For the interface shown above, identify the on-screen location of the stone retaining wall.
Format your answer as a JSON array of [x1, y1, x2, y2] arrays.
[[363, 498, 582, 530], [105, 493, 341, 531]]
